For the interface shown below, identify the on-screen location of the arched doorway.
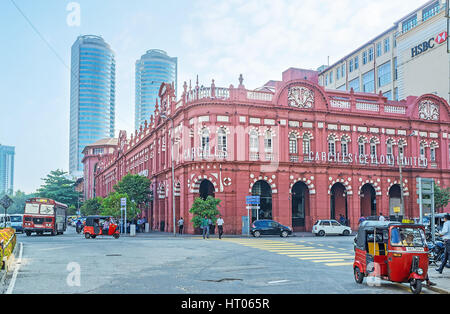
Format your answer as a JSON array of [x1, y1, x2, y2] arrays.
[[330, 183, 347, 221], [292, 182, 309, 231], [199, 179, 215, 200], [252, 181, 272, 222], [360, 184, 377, 217], [389, 184, 402, 217]]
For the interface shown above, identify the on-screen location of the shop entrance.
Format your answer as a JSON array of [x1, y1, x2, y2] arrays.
[[330, 183, 348, 222], [252, 181, 272, 222], [292, 181, 309, 231], [360, 184, 377, 217]]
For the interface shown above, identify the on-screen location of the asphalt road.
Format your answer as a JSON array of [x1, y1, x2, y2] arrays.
[[1, 227, 438, 294]]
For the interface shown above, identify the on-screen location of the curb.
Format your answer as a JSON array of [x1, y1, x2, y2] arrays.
[[427, 286, 450, 294], [0, 240, 18, 287]]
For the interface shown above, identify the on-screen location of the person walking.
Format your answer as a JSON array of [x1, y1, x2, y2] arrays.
[[178, 217, 184, 235], [201, 215, 210, 239], [436, 214, 450, 274], [217, 215, 224, 239], [379, 213, 386, 222]]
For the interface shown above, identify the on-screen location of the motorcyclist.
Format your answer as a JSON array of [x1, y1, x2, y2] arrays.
[[76, 219, 83, 233]]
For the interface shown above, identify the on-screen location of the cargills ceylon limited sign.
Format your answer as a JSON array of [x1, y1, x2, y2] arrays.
[[411, 31, 447, 58]]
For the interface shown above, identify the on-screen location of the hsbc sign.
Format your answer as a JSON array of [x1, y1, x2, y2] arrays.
[[411, 32, 448, 58]]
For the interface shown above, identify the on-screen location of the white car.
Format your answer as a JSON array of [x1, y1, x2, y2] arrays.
[[312, 220, 352, 236]]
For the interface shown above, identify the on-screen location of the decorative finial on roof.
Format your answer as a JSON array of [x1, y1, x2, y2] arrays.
[[239, 74, 244, 86]]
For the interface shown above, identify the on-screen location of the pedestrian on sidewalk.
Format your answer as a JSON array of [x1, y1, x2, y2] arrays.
[[379, 213, 386, 222], [178, 217, 184, 235], [217, 215, 224, 239], [201, 215, 210, 239], [436, 214, 450, 274]]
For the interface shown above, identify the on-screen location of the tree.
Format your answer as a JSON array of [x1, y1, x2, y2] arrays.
[[113, 174, 151, 206], [435, 183, 450, 213], [100, 192, 139, 219], [3, 191, 36, 214], [36, 170, 81, 208], [189, 196, 222, 228], [80, 197, 103, 216]]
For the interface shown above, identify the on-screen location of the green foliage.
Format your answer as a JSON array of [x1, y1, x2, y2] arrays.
[[80, 197, 103, 216], [36, 169, 81, 208], [435, 183, 450, 212], [2, 190, 36, 214], [100, 192, 139, 219], [113, 174, 151, 206], [189, 196, 221, 228]]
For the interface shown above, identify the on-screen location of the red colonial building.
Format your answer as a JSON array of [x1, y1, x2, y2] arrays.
[[86, 68, 450, 234]]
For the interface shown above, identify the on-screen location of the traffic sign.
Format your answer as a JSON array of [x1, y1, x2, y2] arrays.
[[246, 196, 261, 205], [0, 195, 13, 209]]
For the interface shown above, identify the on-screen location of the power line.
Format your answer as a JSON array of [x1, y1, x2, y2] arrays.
[[9, 0, 134, 132]]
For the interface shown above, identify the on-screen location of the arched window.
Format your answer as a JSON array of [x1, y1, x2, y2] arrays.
[[328, 135, 336, 156], [420, 142, 426, 159], [387, 139, 393, 156], [341, 136, 350, 157], [264, 130, 273, 153], [217, 128, 227, 154], [303, 134, 311, 156], [398, 139, 406, 157], [370, 138, 377, 158], [430, 142, 438, 163], [358, 138, 366, 157], [249, 130, 259, 153], [289, 133, 298, 154], [201, 128, 210, 154]]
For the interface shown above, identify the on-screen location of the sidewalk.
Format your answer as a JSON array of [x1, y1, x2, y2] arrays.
[[427, 269, 450, 294], [126, 231, 318, 238]]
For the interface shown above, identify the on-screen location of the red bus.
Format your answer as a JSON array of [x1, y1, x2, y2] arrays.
[[23, 198, 68, 236]]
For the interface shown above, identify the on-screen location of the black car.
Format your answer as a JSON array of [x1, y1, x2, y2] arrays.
[[251, 220, 293, 238]]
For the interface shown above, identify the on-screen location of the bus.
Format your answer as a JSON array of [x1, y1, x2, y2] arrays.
[[23, 198, 68, 236]]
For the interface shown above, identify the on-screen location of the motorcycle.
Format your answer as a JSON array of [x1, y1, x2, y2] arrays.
[[76, 222, 84, 234], [427, 236, 450, 268]]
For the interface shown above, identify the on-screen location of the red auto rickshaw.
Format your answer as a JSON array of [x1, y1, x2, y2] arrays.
[[83, 216, 120, 239], [353, 221, 429, 294]]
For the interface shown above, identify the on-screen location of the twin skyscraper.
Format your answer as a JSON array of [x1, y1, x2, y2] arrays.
[[69, 35, 177, 177]]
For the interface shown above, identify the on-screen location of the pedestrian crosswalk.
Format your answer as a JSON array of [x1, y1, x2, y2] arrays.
[[219, 239, 355, 267]]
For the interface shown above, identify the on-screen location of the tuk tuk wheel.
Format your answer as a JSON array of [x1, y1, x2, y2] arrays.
[[91, 235, 97, 239], [354, 267, 364, 284], [113, 234, 120, 239], [410, 279, 422, 295], [25, 231, 31, 237], [85, 233, 91, 239]]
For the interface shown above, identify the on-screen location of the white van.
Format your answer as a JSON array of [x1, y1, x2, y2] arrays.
[[10, 214, 24, 233], [0, 214, 12, 228]]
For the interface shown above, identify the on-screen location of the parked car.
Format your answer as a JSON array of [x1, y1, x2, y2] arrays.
[[251, 220, 293, 238], [0, 214, 11, 228], [10, 214, 24, 233], [312, 220, 352, 236]]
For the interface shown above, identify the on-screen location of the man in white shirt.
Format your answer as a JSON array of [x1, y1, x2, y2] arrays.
[[379, 213, 386, 222], [217, 215, 224, 239], [436, 214, 450, 274]]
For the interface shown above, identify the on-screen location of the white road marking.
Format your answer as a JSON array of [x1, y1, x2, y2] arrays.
[[6, 242, 23, 295]]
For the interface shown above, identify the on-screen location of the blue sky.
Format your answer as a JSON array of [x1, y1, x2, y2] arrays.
[[0, 0, 426, 194]]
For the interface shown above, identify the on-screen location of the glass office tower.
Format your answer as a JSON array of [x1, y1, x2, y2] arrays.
[[0, 145, 15, 195], [135, 50, 177, 130], [69, 35, 115, 177]]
